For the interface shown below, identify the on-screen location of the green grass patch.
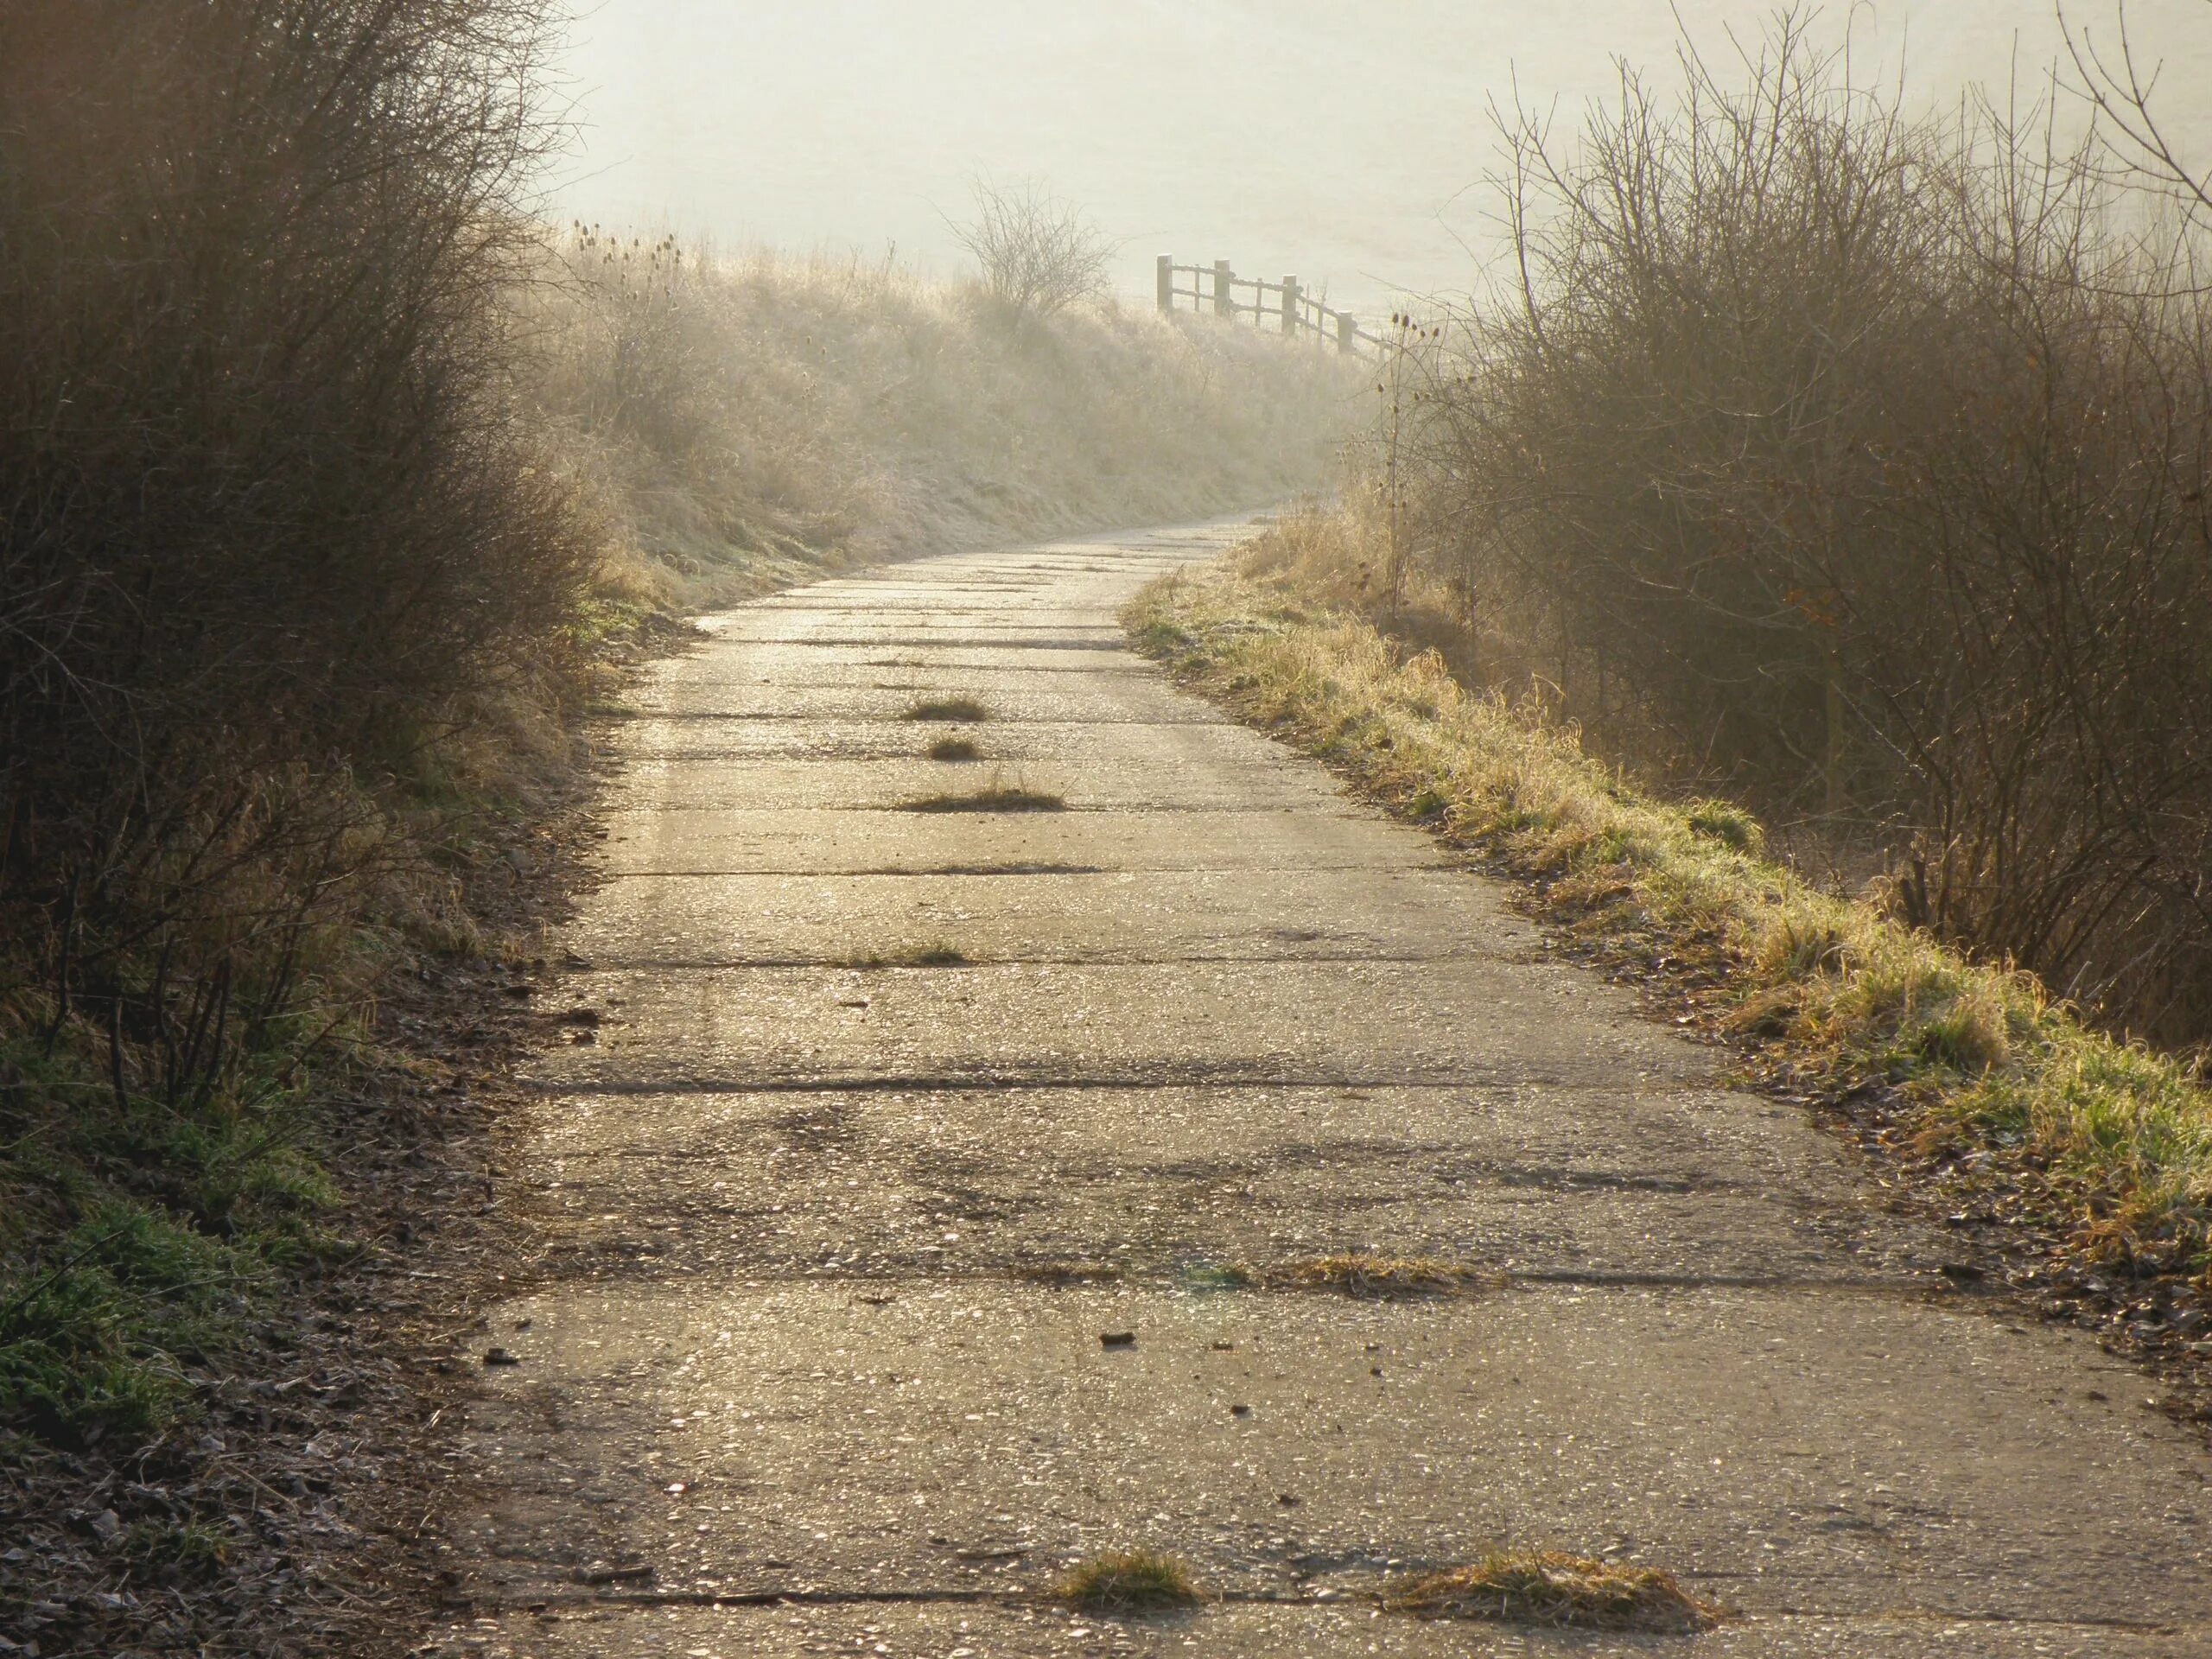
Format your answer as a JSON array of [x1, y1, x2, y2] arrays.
[[1, 938, 362, 1451], [1128, 564, 2212, 1281], [0, 1191, 263, 1446], [124, 1515, 235, 1581], [1386, 1551, 1724, 1632], [1685, 798, 1764, 855], [0, 1039, 351, 1448], [1058, 1548, 1203, 1613]]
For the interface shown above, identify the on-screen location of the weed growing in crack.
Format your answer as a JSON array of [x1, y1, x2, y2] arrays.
[[1386, 1551, 1726, 1632], [842, 942, 971, 969], [1058, 1549, 1202, 1613], [905, 696, 988, 722], [900, 785, 1064, 814], [1276, 1255, 1491, 1298]]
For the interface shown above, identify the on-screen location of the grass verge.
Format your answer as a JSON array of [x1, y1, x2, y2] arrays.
[[0, 1029, 354, 1452], [1128, 563, 2212, 1287], [1386, 1552, 1724, 1632], [1058, 1549, 1203, 1613]]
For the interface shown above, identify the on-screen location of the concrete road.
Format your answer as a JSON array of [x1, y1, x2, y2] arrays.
[[428, 524, 2212, 1657]]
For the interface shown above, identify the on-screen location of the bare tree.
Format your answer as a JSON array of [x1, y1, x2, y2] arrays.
[[950, 177, 1116, 324], [2062, 1, 2212, 219], [1370, 10, 2212, 1047]]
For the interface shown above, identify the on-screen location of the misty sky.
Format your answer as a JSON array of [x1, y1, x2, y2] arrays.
[[549, 2, 2212, 315]]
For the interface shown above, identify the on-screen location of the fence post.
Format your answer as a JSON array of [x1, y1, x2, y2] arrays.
[[1213, 260, 1233, 317], [1281, 276, 1300, 336], [1156, 254, 1173, 315], [1336, 310, 1357, 354]]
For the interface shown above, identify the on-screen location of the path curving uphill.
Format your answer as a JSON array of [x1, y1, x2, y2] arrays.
[[428, 522, 2211, 1657]]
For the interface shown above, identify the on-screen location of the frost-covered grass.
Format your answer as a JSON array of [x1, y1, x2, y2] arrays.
[[1129, 564, 2212, 1279]]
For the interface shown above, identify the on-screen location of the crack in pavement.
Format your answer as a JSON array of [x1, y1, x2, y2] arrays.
[[464, 1586, 2212, 1636]]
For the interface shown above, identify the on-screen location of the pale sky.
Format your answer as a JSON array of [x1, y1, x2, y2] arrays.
[[547, 2, 2212, 315]]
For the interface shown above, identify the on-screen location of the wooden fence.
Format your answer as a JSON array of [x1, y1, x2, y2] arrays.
[[1155, 256, 1382, 355]]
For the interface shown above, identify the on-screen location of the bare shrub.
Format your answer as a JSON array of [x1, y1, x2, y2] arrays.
[[0, 1, 590, 1129], [949, 177, 1116, 325], [2062, 2, 2212, 221], [1356, 10, 2212, 1048]]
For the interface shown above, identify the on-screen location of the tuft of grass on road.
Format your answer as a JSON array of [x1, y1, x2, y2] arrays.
[[1386, 1551, 1725, 1632], [901, 786, 1065, 814], [843, 942, 971, 969], [1276, 1255, 1490, 1298], [905, 697, 988, 722], [1058, 1548, 1203, 1613], [926, 736, 982, 762], [1127, 563, 2212, 1281]]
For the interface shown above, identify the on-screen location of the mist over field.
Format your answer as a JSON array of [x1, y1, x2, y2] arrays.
[[551, 0, 2212, 312]]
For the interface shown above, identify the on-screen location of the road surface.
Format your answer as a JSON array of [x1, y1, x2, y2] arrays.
[[428, 522, 2212, 1656]]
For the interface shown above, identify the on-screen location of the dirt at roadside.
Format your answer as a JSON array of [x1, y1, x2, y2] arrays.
[[0, 743, 608, 1659]]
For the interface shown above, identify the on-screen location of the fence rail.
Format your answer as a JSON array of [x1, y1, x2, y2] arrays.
[[1155, 255, 1382, 355]]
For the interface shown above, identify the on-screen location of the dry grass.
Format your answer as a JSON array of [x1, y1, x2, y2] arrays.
[[1386, 1552, 1724, 1632], [926, 736, 982, 762], [901, 786, 1065, 815], [1276, 1255, 1490, 1298], [906, 697, 988, 722], [845, 943, 970, 969], [1129, 563, 2212, 1281], [526, 242, 1362, 613], [1057, 1549, 1203, 1613]]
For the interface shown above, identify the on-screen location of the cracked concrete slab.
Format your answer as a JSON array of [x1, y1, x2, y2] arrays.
[[512, 1073, 1935, 1287], [424, 520, 2212, 1658], [601, 717, 1262, 765], [455, 1283, 2209, 1618], [597, 807, 1446, 877], [529, 958, 1719, 1091], [572, 868, 1541, 968], [597, 755, 1355, 814]]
